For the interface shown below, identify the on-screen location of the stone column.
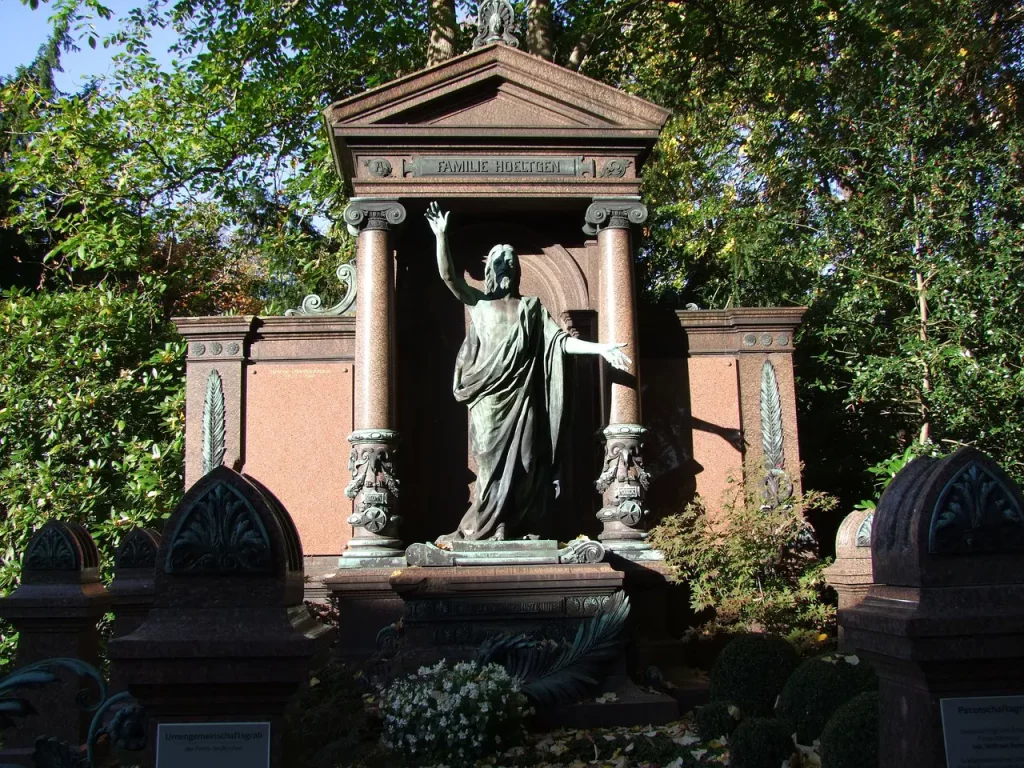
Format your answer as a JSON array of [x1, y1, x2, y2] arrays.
[[339, 198, 407, 568], [584, 198, 658, 559]]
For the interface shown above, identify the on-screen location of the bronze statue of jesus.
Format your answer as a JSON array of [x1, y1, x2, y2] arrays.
[[426, 203, 630, 543]]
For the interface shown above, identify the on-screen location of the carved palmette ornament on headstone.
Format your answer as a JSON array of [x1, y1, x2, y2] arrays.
[[759, 360, 794, 508], [166, 479, 273, 574], [928, 457, 1024, 554]]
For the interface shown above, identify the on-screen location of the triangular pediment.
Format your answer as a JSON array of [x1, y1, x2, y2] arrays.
[[325, 43, 670, 135]]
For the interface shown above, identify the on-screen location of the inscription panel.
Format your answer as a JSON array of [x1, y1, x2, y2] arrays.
[[402, 155, 596, 177]]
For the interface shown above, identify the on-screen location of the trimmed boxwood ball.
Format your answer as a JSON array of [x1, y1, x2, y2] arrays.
[[696, 700, 742, 741], [708, 633, 802, 716], [820, 691, 879, 768], [777, 653, 878, 744], [729, 717, 794, 768]]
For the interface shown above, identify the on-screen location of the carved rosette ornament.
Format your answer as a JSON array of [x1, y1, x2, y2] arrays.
[[341, 429, 405, 565], [582, 198, 649, 236], [596, 424, 652, 545], [344, 199, 408, 236]]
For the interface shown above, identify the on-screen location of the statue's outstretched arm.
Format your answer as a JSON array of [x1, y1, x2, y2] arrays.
[[565, 336, 632, 372], [425, 202, 485, 306]]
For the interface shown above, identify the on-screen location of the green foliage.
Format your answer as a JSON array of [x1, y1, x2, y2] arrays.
[[574, 0, 1024, 506], [729, 717, 795, 768], [649, 474, 838, 637], [819, 690, 880, 768], [695, 700, 742, 742], [380, 660, 529, 767], [708, 634, 801, 717], [0, 288, 184, 596], [281, 663, 392, 768], [777, 653, 878, 745]]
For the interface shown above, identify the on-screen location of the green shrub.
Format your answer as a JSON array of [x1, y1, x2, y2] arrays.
[[820, 691, 879, 768], [380, 660, 529, 767], [729, 717, 794, 768], [649, 471, 837, 637], [777, 653, 878, 744], [696, 700, 742, 741], [0, 288, 184, 666], [709, 633, 801, 717], [282, 663, 391, 768]]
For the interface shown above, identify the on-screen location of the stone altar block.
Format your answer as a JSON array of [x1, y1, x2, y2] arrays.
[[390, 562, 624, 666]]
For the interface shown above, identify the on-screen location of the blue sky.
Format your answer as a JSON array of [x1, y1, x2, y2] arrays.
[[1, 0, 176, 91]]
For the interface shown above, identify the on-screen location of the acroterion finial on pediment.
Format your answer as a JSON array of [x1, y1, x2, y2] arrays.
[[472, 0, 519, 49]]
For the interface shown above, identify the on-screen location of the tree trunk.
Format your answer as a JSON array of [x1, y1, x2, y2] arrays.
[[427, 0, 456, 65], [527, 0, 554, 60]]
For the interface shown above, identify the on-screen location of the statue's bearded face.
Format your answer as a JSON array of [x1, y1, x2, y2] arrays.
[[484, 244, 519, 297]]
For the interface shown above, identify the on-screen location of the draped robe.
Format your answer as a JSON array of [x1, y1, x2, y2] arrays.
[[451, 296, 570, 539]]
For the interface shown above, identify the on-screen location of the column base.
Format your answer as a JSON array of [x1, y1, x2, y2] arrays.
[[337, 555, 408, 569], [602, 539, 665, 562]]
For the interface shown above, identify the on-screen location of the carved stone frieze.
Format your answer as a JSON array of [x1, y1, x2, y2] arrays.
[[583, 198, 648, 235], [343, 199, 407, 237]]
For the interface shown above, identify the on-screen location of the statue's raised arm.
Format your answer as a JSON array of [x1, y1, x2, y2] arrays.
[[426, 203, 485, 306]]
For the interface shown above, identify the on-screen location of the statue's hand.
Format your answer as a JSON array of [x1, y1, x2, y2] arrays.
[[601, 342, 632, 372], [425, 201, 449, 237]]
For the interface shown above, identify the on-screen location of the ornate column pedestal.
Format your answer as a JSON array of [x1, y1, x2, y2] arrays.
[[338, 199, 407, 568], [585, 198, 661, 561]]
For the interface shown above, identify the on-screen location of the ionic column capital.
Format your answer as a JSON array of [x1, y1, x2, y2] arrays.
[[344, 198, 407, 236], [583, 197, 648, 236]]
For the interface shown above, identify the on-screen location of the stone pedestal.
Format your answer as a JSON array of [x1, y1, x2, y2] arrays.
[[390, 563, 624, 668], [823, 509, 874, 652], [841, 448, 1024, 768], [339, 199, 408, 568], [0, 521, 109, 762], [323, 568, 405, 662], [109, 467, 318, 768]]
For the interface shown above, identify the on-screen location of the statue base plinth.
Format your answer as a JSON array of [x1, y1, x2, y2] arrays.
[[388, 563, 625, 671], [405, 538, 605, 567]]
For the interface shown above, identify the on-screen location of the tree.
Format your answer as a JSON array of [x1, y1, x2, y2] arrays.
[[428, 0, 457, 64]]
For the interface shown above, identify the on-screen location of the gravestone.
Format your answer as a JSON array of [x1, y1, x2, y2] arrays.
[[841, 447, 1024, 768], [108, 466, 319, 768], [0, 520, 109, 764], [823, 509, 874, 653], [110, 527, 161, 640]]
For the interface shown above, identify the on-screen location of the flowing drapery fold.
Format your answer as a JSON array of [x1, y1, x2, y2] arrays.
[[452, 296, 569, 539]]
